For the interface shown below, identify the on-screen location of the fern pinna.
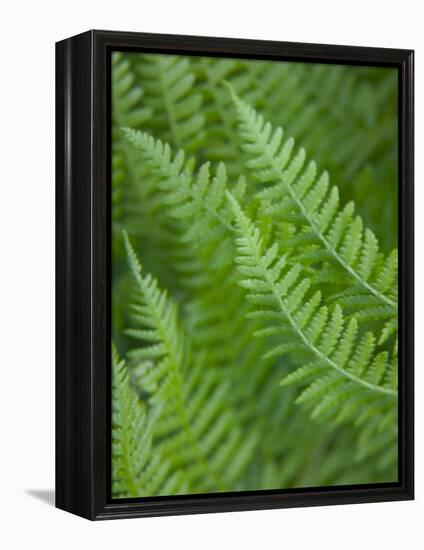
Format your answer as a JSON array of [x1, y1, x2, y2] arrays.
[[111, 53, 399, 498]]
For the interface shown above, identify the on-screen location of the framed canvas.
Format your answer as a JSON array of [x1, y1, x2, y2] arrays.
[[56, 30, 414, 520]]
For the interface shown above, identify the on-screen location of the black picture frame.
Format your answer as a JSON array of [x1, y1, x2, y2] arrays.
[[56, 29, 414, 520]]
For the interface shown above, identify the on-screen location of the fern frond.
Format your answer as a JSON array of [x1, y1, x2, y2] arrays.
[[227, 86, 398, 316], [112, 343, 189, 497], [122, 128, 245, 298], [123, 128, 241, 230], [227, 193, 397, 465], [168, 161, 302, 477], [256, 63, 398, 249], [227, 192, 397, 401], [124, 234, 259, 491], [121, 131, 293, 471]]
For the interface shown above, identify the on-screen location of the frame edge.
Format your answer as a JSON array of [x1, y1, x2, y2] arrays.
[[55, 30, 97, 520], [56, 30, 414, 521]]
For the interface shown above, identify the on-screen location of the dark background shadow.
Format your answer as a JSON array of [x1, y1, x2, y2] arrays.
[[26, 489, 55, 507]]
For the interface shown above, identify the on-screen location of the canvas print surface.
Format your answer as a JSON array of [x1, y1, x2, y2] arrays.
[[111, 52, 398, 499]]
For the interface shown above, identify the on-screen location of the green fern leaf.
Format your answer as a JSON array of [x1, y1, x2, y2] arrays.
[[112, 343, 189, 497], [227, 191, 397, 401], [124, 233, 260, 491], [227, 85, 398, 317]]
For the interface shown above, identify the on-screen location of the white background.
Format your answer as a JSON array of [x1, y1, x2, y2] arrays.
[[0, 1, 421, 548]]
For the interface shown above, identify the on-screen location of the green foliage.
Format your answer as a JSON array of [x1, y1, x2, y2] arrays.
[[227, 87, 398, 350], [123, 234, 260, 493], [111, 52, 399, 498], [112, 344, 189, 497]]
